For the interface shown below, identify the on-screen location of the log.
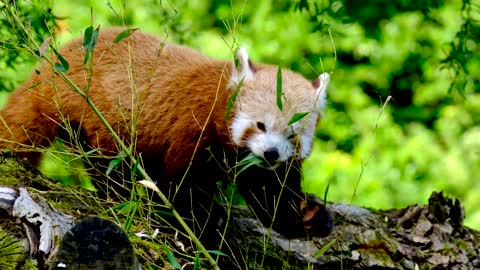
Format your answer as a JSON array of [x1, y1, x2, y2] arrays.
[[0, 153, 478, 269], [229, 196, 480, 269]]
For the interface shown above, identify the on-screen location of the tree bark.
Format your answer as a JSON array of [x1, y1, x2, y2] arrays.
[[229, 195, 480, 269], [0, 153, 478, 269]]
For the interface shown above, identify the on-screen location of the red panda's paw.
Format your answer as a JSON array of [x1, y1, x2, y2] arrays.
[[300, 195, 333, 237]]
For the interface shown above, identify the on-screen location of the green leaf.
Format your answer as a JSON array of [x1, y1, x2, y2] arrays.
[[206, 250, 227, 256], [314, 239, 336, 258], [233, 153, 263, 175], [225, 77, 244, 120], [324, 181, 331, 205], [124, 200, 140, 231], [78, 176, 97, 192], [83, 26, 100, 64], [193, 253, 200, 270], [83, 28, 92, 64], [92, 27, 100, 45], [162, 244, 181, 269], [82, 26, 93, 47], [114, 28, 138, 43], [107, 201, 135, 215], [53, 52, 69, 72], [288, 112, 309, 125], [150, 210, 174, 217], [106, 156, 123, 176], [135, 184, 148, 198], [276, 65, 283, 111], [196, 249, 227, 257]]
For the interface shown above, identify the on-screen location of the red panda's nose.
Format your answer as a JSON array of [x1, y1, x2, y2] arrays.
[[264, 147, 279, 163]]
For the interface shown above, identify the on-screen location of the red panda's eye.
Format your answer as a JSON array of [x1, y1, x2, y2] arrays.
[[257, 122, 266, 132]]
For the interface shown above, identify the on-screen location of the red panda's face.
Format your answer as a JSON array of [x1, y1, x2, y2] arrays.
[[228, 47, 330, 164]]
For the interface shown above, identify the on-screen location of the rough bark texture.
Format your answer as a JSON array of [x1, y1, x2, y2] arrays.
[[229, 196, 480, 269], [0, 153, 478, 269]]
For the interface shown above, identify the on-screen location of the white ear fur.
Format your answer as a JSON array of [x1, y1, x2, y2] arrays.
[[228, 46, 255, 89], [313, 72, 330, 110]]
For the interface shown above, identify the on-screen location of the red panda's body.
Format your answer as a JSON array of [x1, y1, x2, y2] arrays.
[[1, 29, 234, 179], [0, 28, 333, 246]]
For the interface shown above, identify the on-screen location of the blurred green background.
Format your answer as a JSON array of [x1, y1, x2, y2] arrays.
[[1, 0, 479, 229]]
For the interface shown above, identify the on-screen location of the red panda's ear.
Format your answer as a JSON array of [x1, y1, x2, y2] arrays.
[[312, 72, 330, 110], [228, 46, 255, 89]]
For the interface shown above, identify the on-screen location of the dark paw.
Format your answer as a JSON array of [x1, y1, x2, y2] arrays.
[[299, 195, 333, 237]]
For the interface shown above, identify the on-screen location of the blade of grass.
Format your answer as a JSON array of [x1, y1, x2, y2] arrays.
[[314, 239, 336, 258], [276, 65, 283, 111], [232, 153, 263, 175], [162, 244, 181, 269]]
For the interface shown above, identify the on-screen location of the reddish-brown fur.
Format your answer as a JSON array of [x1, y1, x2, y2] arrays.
[[0, 28, 234, 179]]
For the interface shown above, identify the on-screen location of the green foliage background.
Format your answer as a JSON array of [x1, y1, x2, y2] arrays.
[[1, 0, 479, 229]]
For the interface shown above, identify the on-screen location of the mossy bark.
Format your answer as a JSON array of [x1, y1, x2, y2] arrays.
[[0, 153, 98, 269], [229, 193, 480, 269]]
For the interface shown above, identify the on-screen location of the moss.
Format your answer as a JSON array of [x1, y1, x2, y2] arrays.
[[130, 236, 190, 268], [131, 236, 163, 263], [0, 156, 27, 186], [0, 153, 49, 188], [0, 226, 26, 270], [18, 259, 38, 270]]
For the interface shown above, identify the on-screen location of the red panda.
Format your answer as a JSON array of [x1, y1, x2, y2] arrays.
[[0, 28, 332, 241]]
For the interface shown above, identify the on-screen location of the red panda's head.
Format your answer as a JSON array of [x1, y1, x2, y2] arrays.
[[228, 47, 330, 165]]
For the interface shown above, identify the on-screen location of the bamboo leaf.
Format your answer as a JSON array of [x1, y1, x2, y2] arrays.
[[114, 28, 138, 43], [276, 65, 283, 111], [83, 26, 100, 64], [83, 27, 92, 64], [53, 51, 69, 72], [82, 26, 93, 47], [288, 112, 309, 125]]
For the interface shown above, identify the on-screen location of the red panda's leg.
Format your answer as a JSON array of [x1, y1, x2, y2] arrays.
[[153, 146, 230, 249], [236, 161, 333, 238]]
